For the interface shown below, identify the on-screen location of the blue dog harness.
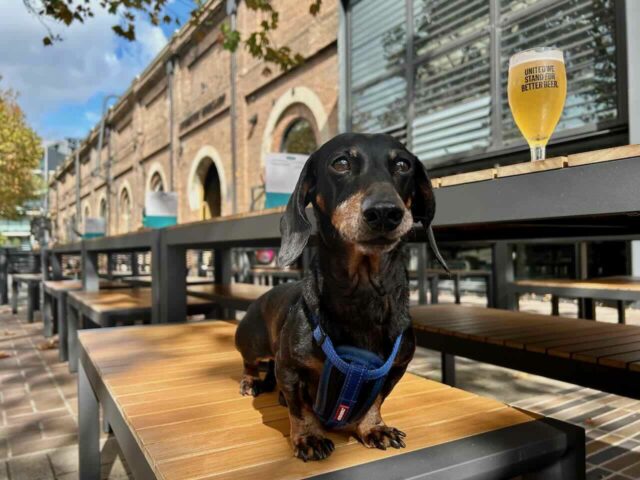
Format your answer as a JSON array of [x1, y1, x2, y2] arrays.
[[310, 313, 403, 428]]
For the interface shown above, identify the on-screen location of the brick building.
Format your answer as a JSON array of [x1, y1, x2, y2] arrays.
[[48, 0, 339, 241]]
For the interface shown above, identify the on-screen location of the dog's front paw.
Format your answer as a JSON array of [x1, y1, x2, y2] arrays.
[[358, 425, 406, 450], [293, 434, 335, 462], [239, 376, 257, 396]]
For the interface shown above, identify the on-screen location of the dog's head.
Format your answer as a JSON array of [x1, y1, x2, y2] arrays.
[[278, 133, 443, 267]]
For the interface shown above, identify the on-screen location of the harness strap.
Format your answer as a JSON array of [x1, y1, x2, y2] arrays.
[[310, 313, 403, 381]]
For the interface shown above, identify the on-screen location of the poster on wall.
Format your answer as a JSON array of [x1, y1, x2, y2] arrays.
[[264, 153, 308, 208], [143, 192, 178, 228]]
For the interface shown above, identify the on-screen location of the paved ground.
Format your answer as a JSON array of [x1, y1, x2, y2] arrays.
[[0, 292, 639, 479]]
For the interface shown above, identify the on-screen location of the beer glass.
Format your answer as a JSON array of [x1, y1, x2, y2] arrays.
[[508, 48, 567, 161]]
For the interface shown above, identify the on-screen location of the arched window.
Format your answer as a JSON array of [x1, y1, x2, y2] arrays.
[[119, 188, 131, 233], [99, 198, 107, 219], [149, 172, 164, 192], [84, 205, 90, 222], [280, 118, 317, 154]]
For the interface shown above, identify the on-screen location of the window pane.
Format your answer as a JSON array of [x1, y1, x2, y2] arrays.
[[352, 75, 407, 133], [413, 0, 490, 57], [350, 0, 406, 89], [500, 0, 618, 144], [412, 35, 491, 164], [281, 119, 318, 154]]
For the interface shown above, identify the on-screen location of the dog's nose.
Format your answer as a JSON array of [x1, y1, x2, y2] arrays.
[[362, 202, 404, 232]]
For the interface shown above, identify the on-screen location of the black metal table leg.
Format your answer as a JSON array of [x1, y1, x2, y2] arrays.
[[617, 300, 626, 324], [11, 279, 18, 314], [67, 302, 80, 373], [441, 352, 456, 386], [58, 294, 69, 361], [78, 361, 101, 480], [551, 295, 560, 316]]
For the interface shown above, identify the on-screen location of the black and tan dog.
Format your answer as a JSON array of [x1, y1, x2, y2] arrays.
[[235, 133, 446, 461]]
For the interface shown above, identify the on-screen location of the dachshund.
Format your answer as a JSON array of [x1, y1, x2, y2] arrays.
[[235, 132, 446, 461]]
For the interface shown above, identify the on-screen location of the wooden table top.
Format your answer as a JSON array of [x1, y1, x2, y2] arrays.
[[514, 276, 640, 292], [123, 276, 215, 286], [12, 273, 42, 282], [411, 304, 640, 372], [79, 321, 536, 480], [432, 144, 640, 188], [68, 288, 211, 313], [187, 283, 271, 302], [44, 279, 127, 292]]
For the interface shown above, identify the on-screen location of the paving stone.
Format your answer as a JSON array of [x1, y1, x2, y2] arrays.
[[56, 472, 78, 480], [47, 445, 78, 476], [8, 453, 55, 480], [10, 434, 76, 457], [42, 416, 76, 438], [0, 461, 8, 480], [602, 449, 640, 472]]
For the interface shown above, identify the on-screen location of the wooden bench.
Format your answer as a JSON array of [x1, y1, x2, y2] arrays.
[[510, 276, 640, 323], [77, 321, 584, 480], [411, 304, 640, 399], [11, 272, 42, 321], [66, 288, 215, 373], [43, 279, 129, 360], [186, 282, 271, 315]]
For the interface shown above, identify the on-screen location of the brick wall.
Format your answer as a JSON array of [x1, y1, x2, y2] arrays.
[[48, 0, 339, 243]]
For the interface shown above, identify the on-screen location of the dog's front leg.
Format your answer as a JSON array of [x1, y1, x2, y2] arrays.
[[354, 396, 406, 450], [277, 363, 334, 461]]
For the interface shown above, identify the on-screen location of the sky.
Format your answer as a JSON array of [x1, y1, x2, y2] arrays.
[[0, 0, 194, 142]]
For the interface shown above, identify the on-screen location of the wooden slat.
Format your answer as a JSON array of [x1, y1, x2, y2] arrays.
[[514, 276, 640, 292], [410, 305, 640, 370], [79, 320, 537, 480], [69, 287, 211, 313], [437, 168, 497, 188], [496, 157, 567, 178], [187, 283, 270, 302], [567, 144, 640, 167]]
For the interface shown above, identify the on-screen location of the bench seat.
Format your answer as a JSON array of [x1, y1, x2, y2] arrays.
[[77, 321, 584, 480], [411, 304, 640, 398], [186, 282, 271, 311]]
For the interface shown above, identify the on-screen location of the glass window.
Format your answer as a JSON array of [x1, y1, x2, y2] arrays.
[[149, 172, 164, 192], [348, 0, 624, 168], [119, 189, 131, 233], [280, 119, 318, 154]]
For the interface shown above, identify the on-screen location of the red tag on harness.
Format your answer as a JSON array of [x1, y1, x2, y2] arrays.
[[335, 404, 350, 422]]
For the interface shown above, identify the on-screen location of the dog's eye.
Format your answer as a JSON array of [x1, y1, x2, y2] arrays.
[[392, 159, 411, 174], [331, 157, 351, 173]]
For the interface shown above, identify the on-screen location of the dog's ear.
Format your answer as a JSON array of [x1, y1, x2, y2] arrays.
[[277, 155, 315, 267], [411, 158, 450, 273]]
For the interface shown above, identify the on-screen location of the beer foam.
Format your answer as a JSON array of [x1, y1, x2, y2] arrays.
[[509, 49, 564, 68]]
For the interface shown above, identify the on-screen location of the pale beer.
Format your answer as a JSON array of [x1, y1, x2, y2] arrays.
[[508, 48, 566, 161]]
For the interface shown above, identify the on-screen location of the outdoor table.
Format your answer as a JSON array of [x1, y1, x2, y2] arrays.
[[66, 287, 214, 372], [186, 282, 270, 315], [11, 272, 42, 322], [45, 242, 82, 280], [510, 276, 640, 323], [1, 249, 41, 305], [77, 321, 584, 480], [409, 269, 493, 306], [42, 279, 131, 360], [158, 146, 640, 323]]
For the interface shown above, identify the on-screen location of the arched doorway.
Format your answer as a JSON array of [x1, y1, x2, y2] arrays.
[[194, 159, 221, 219]]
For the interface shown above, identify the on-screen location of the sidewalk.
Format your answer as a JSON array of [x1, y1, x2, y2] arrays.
[[1, 295, 640, 479]]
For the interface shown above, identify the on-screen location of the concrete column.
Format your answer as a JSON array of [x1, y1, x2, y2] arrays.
[[626, 0, 640, 279]]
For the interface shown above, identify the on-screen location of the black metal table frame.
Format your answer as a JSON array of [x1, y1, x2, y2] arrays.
[[509, 282, 640, 323], [11, 275, 42, 322], [415, 327, 640, 400], [77, 331, 585, 480]]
